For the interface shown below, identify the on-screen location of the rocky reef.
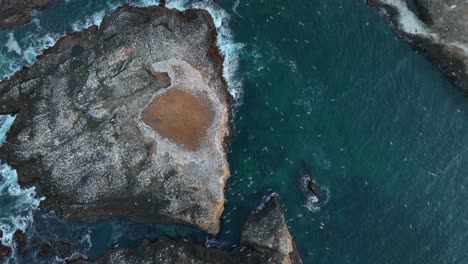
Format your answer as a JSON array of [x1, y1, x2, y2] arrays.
[[0, 0, 50, 30], [369, 0, 468, 91], [71, 194, 302, 264], [0, 6, 231, 235]]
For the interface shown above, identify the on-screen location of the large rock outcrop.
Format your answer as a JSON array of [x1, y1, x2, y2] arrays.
[[0, 0, 50, 30], [70, 194, 302, 264], [369, 0, 468, 91], [0, 6, 231, 234]]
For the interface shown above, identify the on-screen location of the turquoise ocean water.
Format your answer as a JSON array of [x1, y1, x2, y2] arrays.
[[1, 0, 468, 263]]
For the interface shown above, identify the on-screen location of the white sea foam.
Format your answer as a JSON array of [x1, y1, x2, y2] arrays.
[[166, 0, 243, 101], [305, 186, 330, 213], [166, 0, 189, 10], [70, 0, 160, 31], [0, 115, 15, 145], [0, 116, 44, 248], [72, 10, 107, 31], [132, 0, 160, 7], [23, 33, 59, 64], [0, 165, 44, 246], [5, 33, 22, 56], [67, 0, 244, 100], [2, 0, 243, 102], [379, 0, 432, 36]]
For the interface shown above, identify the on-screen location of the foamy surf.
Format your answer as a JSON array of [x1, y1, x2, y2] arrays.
[[305, 186, 330, 213], [1, 31, 60, 80], [1, 0, 242, 102], [0, 115, 44, 249], [166, 0, 244, 100], [0, 0, 242, 258]]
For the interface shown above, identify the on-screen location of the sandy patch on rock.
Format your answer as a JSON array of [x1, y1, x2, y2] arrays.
[[142, 89, 214, 151]]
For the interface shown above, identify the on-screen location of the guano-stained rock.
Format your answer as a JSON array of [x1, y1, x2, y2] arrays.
[[0, 6, 231, 235]]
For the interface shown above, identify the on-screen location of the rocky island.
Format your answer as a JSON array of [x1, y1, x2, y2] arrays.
[[369, 0, 468, 91], [0, 0, 50, 30], [0, 5, 231, 235], [0, 4, 303, 263]]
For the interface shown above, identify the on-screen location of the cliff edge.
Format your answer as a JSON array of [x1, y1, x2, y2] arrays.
[[0, 6, 231, 235]]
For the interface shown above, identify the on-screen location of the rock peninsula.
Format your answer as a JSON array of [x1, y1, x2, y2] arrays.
[[369, 0, 468, 91], [0, 6, 231, 235]]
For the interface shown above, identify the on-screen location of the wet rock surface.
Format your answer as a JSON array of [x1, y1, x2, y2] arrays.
[[0, 0, 50, 30], [0, 6, 231, 234], [70, 195, 302, 264], [369, 0, 468, 91]]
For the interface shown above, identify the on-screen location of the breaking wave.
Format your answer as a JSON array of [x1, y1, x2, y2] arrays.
[[0, 0, 242, 260], [305, 186, 330, 213], [0, 115, 44, 249], [166, 0, 243, 100], [0, 0, 242, 101]]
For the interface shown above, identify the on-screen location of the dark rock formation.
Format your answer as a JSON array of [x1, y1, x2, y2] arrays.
[[0, 230, 27, 259], [369, 0, 468, 91], [70, 195, 302, 264], [0, 6, 231, 235], [296, 160, 320, 201], [0, 231, 12, 260], [0, 0, 50, 30], [241, 193, 302, 264], [38, 240, 73, 258]]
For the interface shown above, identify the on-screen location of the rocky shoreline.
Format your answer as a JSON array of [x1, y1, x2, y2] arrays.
[[368, 0, 468, 92], [0, 0, 51, 30], [0, 4, 303, 263], [0, 5, 231, 234], [71, 194, 302, 264]]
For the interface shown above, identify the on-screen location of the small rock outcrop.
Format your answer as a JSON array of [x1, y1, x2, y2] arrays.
[[0, 0, 50, 30], [241, 193, 302, 264], [369, 0, 468, 91], [0, 6, 231, 235], [70, 195, 302, 264]]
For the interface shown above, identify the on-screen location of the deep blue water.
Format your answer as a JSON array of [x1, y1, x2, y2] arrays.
[[1, 0, 468, 263]]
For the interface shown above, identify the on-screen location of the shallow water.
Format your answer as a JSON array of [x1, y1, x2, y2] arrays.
[[1, 0, 468, 263]]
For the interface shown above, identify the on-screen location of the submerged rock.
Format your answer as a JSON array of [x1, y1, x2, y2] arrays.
[[295, 160, 320, 201], [369, 0, 468, 91], [0, 0, 50, 30], [70, 195, 302, 264], [0, 6, 231, 235]]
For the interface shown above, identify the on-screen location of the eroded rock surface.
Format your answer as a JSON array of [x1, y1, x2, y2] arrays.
[[70, 195, 302, 264], [0, 6, 231, 234], [0, 0, 50, 30], [369, 0, 468, 91]]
